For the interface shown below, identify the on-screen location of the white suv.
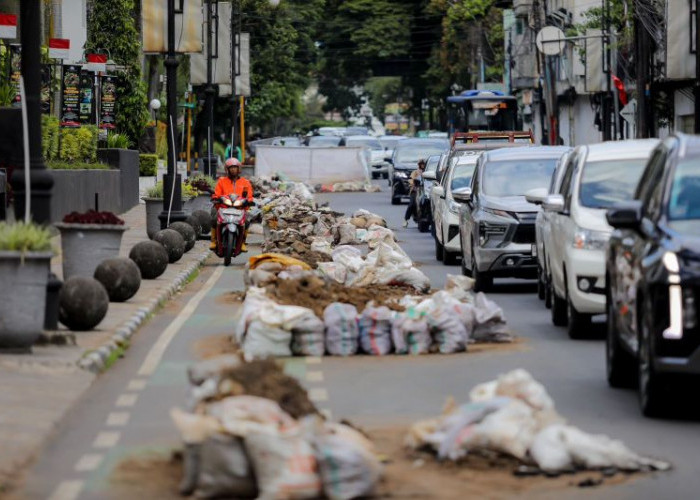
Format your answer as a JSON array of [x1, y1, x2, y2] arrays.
[[544, 139, 659, 339]]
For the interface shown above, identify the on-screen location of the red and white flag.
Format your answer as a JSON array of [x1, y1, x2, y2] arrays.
[[86, 53, 108, 73], [0, 13, 17, 39], [49, 38, 70, 60]]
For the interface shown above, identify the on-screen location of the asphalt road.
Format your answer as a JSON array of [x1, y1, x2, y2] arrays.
[[19, 189, 700, 499]]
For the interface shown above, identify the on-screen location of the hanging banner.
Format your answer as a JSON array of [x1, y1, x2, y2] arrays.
[[142, 0, 202, 54], [86, 53, 107, 73], [79, 71, 95, 124], [61, 64, 81, 127], [41, 65, 52, 115], [0, 14, 17, 39], [9, 45, 21, 107], [99, 75, 117, 129], [48, 38, 70, 60]]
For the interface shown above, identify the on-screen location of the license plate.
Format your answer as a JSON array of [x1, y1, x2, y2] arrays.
[[531, 244, 537, 257]]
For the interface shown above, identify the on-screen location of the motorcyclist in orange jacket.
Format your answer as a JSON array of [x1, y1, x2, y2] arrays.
[[211, 158, 254, 251]]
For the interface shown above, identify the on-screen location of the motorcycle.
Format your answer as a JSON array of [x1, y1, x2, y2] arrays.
[[212, 191, 255, 266], [412, 178, 433, 233]]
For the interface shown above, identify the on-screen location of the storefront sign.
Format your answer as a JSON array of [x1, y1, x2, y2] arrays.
[[99, 75, 117, 129], [60, 65, 81, 127], [79, 72, 95, 124]]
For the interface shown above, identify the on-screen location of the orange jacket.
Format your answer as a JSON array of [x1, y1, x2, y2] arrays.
[[214, 176, 254, 202]]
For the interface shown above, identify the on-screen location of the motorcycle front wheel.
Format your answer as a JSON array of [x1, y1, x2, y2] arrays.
[[224, 230, 235, 266]]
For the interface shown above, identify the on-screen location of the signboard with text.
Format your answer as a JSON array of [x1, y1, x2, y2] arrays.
[[99, 75, 117, 129], [61, 65, 81, 127], [79, 72, 95, 124]]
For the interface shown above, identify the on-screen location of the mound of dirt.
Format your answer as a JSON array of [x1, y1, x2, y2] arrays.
[[265, 274, 419, 318]]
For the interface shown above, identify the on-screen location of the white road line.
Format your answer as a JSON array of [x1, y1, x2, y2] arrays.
[[305, 356, 322, 364], [93, 431, 120, 449], [127, 379, 147, 391], [48, 480, 84, 500], [306, 370, 324, 382], [106, 411, 130, 427], [74, 453, 103, 472], [138, 266, 224, 377], [308, 388, 328, 402], [115, 393, 138, 407]]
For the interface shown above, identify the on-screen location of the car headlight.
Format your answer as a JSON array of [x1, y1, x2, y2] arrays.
[[483, 207, 512, 218], [479, 222, 507, 246], [572, 228, 609, 250], [394, 170, 408, 179]]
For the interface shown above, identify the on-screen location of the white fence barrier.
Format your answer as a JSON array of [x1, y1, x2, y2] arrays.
[[255, 146, 369, 184]]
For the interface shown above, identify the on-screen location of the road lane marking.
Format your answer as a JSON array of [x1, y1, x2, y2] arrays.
[[127, 379, 147, 391], [138, 266, 225, 377], [116, 393, 138, 407], [306, 370, 324, 382], [74, 453, 103, 472], [309, 388, 328, 402], [106, 412, 130, 427], [48, 480, 84, 500], [93, 431, 120, 449], [305, 356, 322, 364]]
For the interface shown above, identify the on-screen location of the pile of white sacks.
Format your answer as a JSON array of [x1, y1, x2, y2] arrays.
[[235, 274, 511, 361], [407, 369, 671, 474]]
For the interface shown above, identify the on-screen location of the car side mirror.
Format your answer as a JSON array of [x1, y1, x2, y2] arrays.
[[451, 187, 472, 203], [543, 194, 565, 213], [386, 158, 393, 165], [423, 171, 437, 181], [525, 187, 548, 206], [606, 201, 642, 230], [433, 186, 445, 199]]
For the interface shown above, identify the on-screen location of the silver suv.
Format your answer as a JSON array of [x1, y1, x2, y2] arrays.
[[458, 146, 570, 291]]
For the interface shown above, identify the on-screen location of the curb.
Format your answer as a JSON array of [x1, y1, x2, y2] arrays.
[[78, 248, 211, 373]]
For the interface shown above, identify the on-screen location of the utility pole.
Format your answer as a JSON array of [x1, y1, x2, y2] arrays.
[[695, 0, 700, 133], [231, 0, 239, 160], [533, 0, 548, 144]]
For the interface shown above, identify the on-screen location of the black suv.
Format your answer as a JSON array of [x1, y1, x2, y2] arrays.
[[605, 133, 700, 417]]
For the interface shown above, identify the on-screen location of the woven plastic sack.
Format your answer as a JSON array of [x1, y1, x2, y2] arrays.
[[324, 303, 359, 356], [196, 433, 258, 499], [391, 310, 431, 355], [358, 306, 394, 355], [290, 312, 326, 357]]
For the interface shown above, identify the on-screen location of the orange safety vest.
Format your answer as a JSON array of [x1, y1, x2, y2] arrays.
[[214, 176, 254, 202]]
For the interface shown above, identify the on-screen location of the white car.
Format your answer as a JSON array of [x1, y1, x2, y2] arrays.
[[543, 139, 660, 339], [342, 135, 389, 179], [429, 150, 481, 265]]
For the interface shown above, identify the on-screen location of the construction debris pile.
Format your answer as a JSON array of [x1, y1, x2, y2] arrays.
[[172, 356, 383, 499], [407, 369, 671, 475]]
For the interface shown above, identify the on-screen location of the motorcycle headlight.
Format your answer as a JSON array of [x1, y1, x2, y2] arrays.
[[573, 228, 609, 250], [223, 198, 233, 206], [394, 170, 408, 179], [233, 199, 245, 208]]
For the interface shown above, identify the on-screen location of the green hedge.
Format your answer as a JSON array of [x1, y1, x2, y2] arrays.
[[139, 154, 158, 176], [42, 116, 60, 161], [42, 117, 100, 164], [47, 160, 109, 170]]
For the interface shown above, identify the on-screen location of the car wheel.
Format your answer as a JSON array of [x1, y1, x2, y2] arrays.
[[471, 250, 492, 292], [606, 297, 637, 388], [442, 245, 457, 266], [638, 296, 669, 417], [550, 280, 567, 327], [537, 265, 546, 300], [567, 294, 592, 339], [371, 172, 379, 180], [435, 236, 444, 261]]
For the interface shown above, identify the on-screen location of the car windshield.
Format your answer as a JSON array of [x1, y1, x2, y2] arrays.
[[669, 159, 700, 220], [308, 136, 341, 147], [449, 151, 481, 168], [346, 138, 382, 150], [450, 163, 477, 191], [482, 159, 557, 197], [579, 159, 647, 208], [425, 156, 440, 173], [396, 143, 448, 163], [379, 137, 402, 149]]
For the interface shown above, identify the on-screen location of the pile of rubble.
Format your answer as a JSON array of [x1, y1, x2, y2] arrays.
[[171, 356, 383, 499], [407, 369, 671, 475]]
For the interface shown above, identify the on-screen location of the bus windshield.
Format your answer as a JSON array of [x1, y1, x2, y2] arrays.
[[447, 95, 518, 134]]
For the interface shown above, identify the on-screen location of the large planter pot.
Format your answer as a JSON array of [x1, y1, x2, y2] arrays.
[[55, 223, 128, 280], [0, 251, 52, 350], [143, 197, 164, 239], [186, 194, 213, 213]]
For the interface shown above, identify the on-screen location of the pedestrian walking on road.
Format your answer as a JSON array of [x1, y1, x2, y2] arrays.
[[403, 158, 426, 228]]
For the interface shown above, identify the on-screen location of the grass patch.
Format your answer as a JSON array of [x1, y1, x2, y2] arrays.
[[48, 160, 110, 170], [184, 267, 200, 286], [102, 340, 130, 372]]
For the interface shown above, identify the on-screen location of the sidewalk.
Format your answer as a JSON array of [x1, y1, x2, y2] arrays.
[[0, 202, 213, 494]]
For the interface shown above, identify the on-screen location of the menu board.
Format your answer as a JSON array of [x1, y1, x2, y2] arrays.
[[60, 65, 81, 127], [10, 45, 21, 107], [79, 72, 94, 124], [99, 75, 117, 129]]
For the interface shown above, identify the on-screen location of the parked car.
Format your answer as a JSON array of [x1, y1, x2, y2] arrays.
[[526, 149, 573, 306], [345, 126, 370, 136], [436, 142, 531, 183], [605, 134, 700, 416], [306, 135, 342, 148], [378, 135, 407, 163], [413, 154, 441, 233], [271, 136, 301, 147], [317, 127, 346, 137], [458, 146, 569, 291], [429, 150, 482, 264], [389, 138, 449, 205], [341, 135, 389, 179], [543, 139, 659, 339]]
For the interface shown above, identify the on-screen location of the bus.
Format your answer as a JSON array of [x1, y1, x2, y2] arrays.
[[446, 90, 520, 136]]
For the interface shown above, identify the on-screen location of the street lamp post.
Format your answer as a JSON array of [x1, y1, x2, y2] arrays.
[[11, 0, 53, 224], [158, 0, 187, 230], [205, 0, 217, 177]]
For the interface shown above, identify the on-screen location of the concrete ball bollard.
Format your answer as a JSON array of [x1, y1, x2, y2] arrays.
[[129, 240, 169, 279], [94, 257, 142, 302], [59, 277, 110, 331], [192, 210, 212, 237], [184, 215, 203, 239], [169, 221, 197, 252], [153, 229, 185, 263]]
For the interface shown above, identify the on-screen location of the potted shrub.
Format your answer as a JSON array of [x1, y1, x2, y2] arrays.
[[0, 222, 54, 350], [143, 181, 197, 237], [184, 174, 215, 212], [54, 210, 127, 280]]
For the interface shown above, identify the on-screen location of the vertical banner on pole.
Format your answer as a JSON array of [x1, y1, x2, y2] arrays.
[[99, 75, 117, 129], [60, 64, 81, 127], [79, 71, 95, 124]]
